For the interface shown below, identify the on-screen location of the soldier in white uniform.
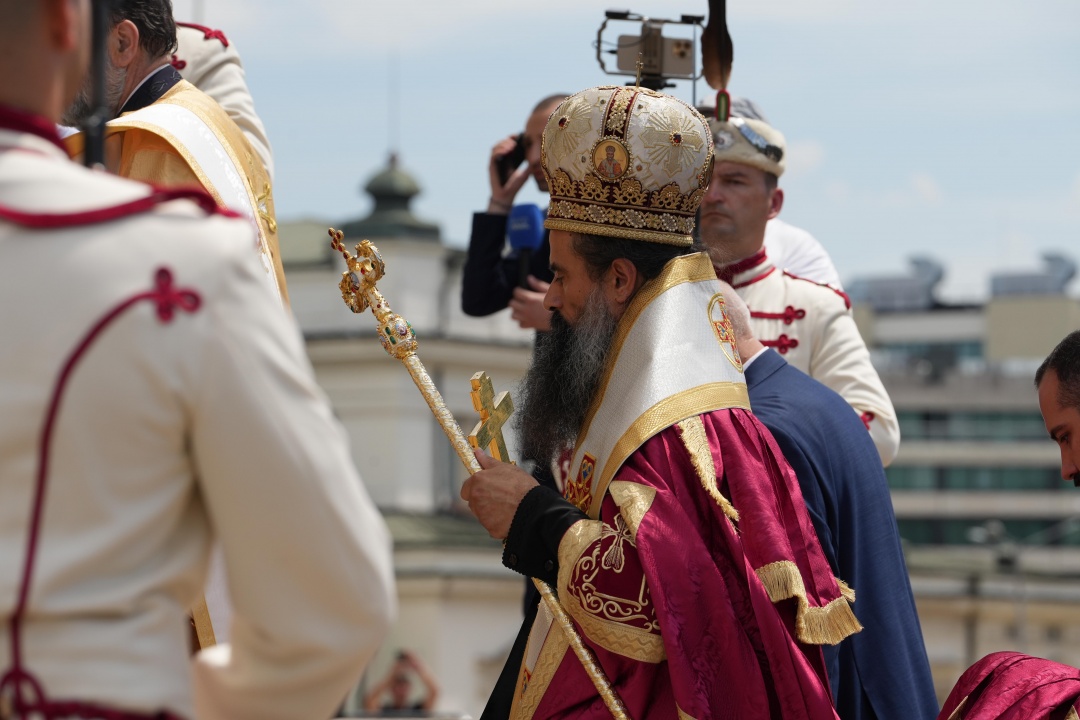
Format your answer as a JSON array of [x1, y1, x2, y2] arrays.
[[0, 2, 394, 719], [699, 114, 900, 465]]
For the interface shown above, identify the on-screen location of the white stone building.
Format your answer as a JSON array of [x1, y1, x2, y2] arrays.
[[279, 157, 532, 717]]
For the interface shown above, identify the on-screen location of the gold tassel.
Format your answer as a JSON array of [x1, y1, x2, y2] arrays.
[[755, 561, 863, 646], [677, 416, 740, 523]]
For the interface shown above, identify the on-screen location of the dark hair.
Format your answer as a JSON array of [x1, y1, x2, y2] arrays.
[[532, 94, 569, 115], [572, 233, 697, 283], [110, 0, 177, 60], [1035, 330, 1080, 409]]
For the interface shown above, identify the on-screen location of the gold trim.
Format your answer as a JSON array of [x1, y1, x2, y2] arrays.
[[588, 382, 750, 518], [945, 696, 967, 720], [190, 596, 216, 648], [546, 216, 693, 247], [837, 578, 856, 603], [676, 415, 740, 523], [1065, 706, 1078, 720], [576, 252, 720, 446], [608, 481, 656, 545], [108, 82, 290, 303], [677, 707, 697, 720], [755, 560, 863, 646], [509, 622, 571, 720], [109, 118, 228, 208], [558, 520, 666, 664]]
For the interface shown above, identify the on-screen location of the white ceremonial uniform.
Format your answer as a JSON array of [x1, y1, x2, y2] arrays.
[[173, 23, 274, 180], [764, 218, 843, 289], [727, 252, 900, 466], [0, 118, 394, 719]]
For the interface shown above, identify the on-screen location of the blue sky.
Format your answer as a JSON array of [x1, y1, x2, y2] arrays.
[[173, 0, 1079, 301]]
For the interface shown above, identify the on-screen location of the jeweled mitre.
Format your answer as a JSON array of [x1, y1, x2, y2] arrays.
[[541, 86, 714, 247]]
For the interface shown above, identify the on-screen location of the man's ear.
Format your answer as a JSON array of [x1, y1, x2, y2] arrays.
[[605, 257, 640, 308], [767, 187, 784, 221], [111, 19, 140, 68]]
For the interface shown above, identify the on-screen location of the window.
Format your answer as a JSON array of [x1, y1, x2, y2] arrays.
[[894, 411, 1049, 441], [886, 466, 1059, 491]]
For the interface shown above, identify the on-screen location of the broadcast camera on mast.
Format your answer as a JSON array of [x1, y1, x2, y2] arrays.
[[595, 11, 706, 93]]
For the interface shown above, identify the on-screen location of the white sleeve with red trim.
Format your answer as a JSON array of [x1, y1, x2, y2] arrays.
[[764, 219, 843, 289], [187, 230, 395, 720], [174, 25, 275, 180], [805, 294, 900, 466]]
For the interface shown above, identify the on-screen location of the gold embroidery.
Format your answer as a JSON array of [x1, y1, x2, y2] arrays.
[[639, 104, 706, 178], [708, 292, 744, 372], [587, 382, 750, 518], [608, 481, 656, 545], [755, 560, 863, 646], [600, 514, 634, 572], [676, 416, 740, 523], [256, 182, 277, 233], [545, 94, 593, 167], [558, 519, 666, 664], [509, 623, 571, 720], [605, 88, 633, 134]]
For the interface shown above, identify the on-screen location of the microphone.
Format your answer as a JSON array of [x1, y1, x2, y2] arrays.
[[507, 204, 546, 289]]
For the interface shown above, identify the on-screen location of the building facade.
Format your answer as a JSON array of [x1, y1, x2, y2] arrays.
[[851, 255, 1080, 698], [279, 157, 531, 717]]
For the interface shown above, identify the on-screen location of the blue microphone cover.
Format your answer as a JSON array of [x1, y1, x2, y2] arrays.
[[507, 204, 546, 251]]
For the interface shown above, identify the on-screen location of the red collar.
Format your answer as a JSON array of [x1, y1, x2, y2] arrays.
[[715, 249, 768, 285], [0, 104, 67, 154]]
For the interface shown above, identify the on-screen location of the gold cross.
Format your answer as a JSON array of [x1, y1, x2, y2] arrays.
[[256, 182, 278, 234], [468, 371, 515, 462]]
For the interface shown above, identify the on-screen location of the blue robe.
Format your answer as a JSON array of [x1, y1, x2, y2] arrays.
[[745, 349, 939, 720]]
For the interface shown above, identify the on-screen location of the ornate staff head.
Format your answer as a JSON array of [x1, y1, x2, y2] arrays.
[[329, 228, 417, 360]]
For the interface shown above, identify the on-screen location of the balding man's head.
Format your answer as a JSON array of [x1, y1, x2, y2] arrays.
[[0, 0, 92, 122]]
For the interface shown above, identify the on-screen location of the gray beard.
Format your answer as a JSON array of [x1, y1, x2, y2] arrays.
[[516, 288, 618, 466], [61, 63, 127, 127]]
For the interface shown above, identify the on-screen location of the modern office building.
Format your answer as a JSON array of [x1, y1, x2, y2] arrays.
[[850, 255, 1080, 696]]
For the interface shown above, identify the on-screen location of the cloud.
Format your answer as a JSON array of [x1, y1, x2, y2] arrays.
[[784, 139, 826, 177]]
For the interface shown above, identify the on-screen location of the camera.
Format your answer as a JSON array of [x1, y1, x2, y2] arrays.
[[595, 10, 706, 91], [495, 133, 527, 186]]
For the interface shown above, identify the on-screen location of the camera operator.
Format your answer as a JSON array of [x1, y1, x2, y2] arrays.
[[461, 94, 566, 331]]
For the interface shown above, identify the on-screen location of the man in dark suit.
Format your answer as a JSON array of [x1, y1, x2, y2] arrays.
[[720, 281, 939, 720]]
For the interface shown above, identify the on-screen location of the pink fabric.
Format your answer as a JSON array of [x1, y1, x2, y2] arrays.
[[533, 408, 843, 719], [938, 652, 1080, 720]]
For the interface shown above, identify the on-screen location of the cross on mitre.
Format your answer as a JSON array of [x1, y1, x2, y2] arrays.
[[468, 371, 515, 463]]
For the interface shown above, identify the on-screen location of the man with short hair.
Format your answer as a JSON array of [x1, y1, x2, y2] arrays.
[[719, 282, 938, 720], [700, 114, 901, 465], [462, 93, 566, 331], [0, 1, 394, 717], [63, 0, 288, 303], [1035, 330, 1080, 485], [462, 86, 858, 719]]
